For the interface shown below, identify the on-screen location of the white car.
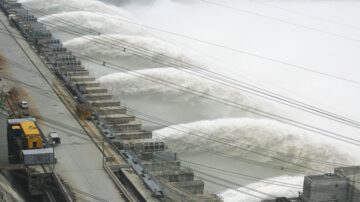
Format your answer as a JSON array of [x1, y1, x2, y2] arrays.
[[49, 132, 61, 145], [18, 101, 29, 109]]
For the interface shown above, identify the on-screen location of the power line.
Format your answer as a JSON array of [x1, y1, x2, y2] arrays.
[[0, 20, 295, 200], [200, 0, 360, 43], [5, 72, 337, 176], [21, 7, 360, 132], [178, 158, 302, 189], [25, 6, 360, 130], [7, 11, 357, 156], [79, 54, 360, 146], [36, 2, 360, 86], [251, 0, 360, 31], [2, 30, 358, 199], [153, 132, 346, 171], [27, 6, 360, 130], [4, 5, 358, 176], [195, 176, 265, 200], [127, 109, 353, 173], [0, 70, 314, 173], [190, 167, 275, 198], [2, 74, 306, 197], [130, 108, 349, 168], [0, 64, 276, 201], [69, 186, 109, 202], [126, 113, 326, 174], [22, 6, 360, 131], [2, 73, 345, 176]]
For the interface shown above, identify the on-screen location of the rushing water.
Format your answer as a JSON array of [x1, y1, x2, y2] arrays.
[[19, 0, 360, 200]]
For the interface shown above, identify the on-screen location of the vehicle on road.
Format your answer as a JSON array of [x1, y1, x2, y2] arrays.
[[18, 100, 29, 109], [49, 132, 61, 145]]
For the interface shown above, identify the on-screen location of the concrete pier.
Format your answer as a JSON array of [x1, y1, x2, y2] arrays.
[[101, 114, 135, 124], [66, 70, 90, 76], [69, 75, 96, 82], [144, 161, 181, 172], [73, 81, 100, 87], [83, 87, 108, 94], [97, 106, 127, 115], [89, 100, 121, 107], [155, 168, 195, 182], [60, 66, 85, 72], [113, 130, 152, 140], [114, 139, 165, 153], [84, 93, 113, 101], [108, 121, 143, 133]]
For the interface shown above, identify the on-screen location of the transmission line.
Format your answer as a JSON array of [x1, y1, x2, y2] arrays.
[[200, 0, 360, 43], [34, 2, 360, 87], [251, 0, 360, 31], [21, 6, 360, 133], [3, 5, 360, 177]]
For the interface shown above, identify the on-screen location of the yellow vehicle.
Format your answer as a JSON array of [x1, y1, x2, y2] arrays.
[[19, 121, 43, 149]]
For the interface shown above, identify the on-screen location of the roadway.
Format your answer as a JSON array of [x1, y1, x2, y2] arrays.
[[0, 12, 125, 202]]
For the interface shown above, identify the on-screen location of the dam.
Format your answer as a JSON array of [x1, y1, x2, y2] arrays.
[[0, 0, 221, 201]]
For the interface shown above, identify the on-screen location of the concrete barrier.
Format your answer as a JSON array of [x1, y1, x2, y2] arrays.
[[89, 100, 120, 107], [97, 106, 127, 115], [69, 76, 95, 82], [108, 122, 142, 133], [113, 130, 152, 140], [66, 70, 89, 76], [101, 114, 135, 124], [83, 87, 107, 94], [84, 93, 112, 101]]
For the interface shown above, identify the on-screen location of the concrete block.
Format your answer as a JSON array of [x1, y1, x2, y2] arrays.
[[155, 168, 194, 182], [97, 106, 127, 115], [66, 70, 89, 76], [144, 161, 180, 172], [114, 139, 165, 153], [113, 130, 152, 140], [83, 87, 107, 94], [69, 76, 95, 82], [73, 81, 100, 87], [89, 100, 120, 107], [59, 66, 85, 72], [84, 93, 112, 101], [101, 114, 135, 124], [108, 121, 142, 133]]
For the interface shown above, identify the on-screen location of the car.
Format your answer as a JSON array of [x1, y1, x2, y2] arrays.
[[18, 101, 29, 109], [48, 132, 61, 145]]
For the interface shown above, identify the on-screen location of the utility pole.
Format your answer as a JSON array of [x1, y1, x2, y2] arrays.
[[53, 144, 55, 171], [102, 138, 105, 168]]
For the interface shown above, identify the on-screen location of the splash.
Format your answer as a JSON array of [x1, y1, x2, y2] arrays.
[[40, 11, 142, 35], [219, 175, 303, 202], [98, 67, 266, 110], [19, 0, 131, 17], [154, 118, 353, 170], [63, 33, 209, 68]]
